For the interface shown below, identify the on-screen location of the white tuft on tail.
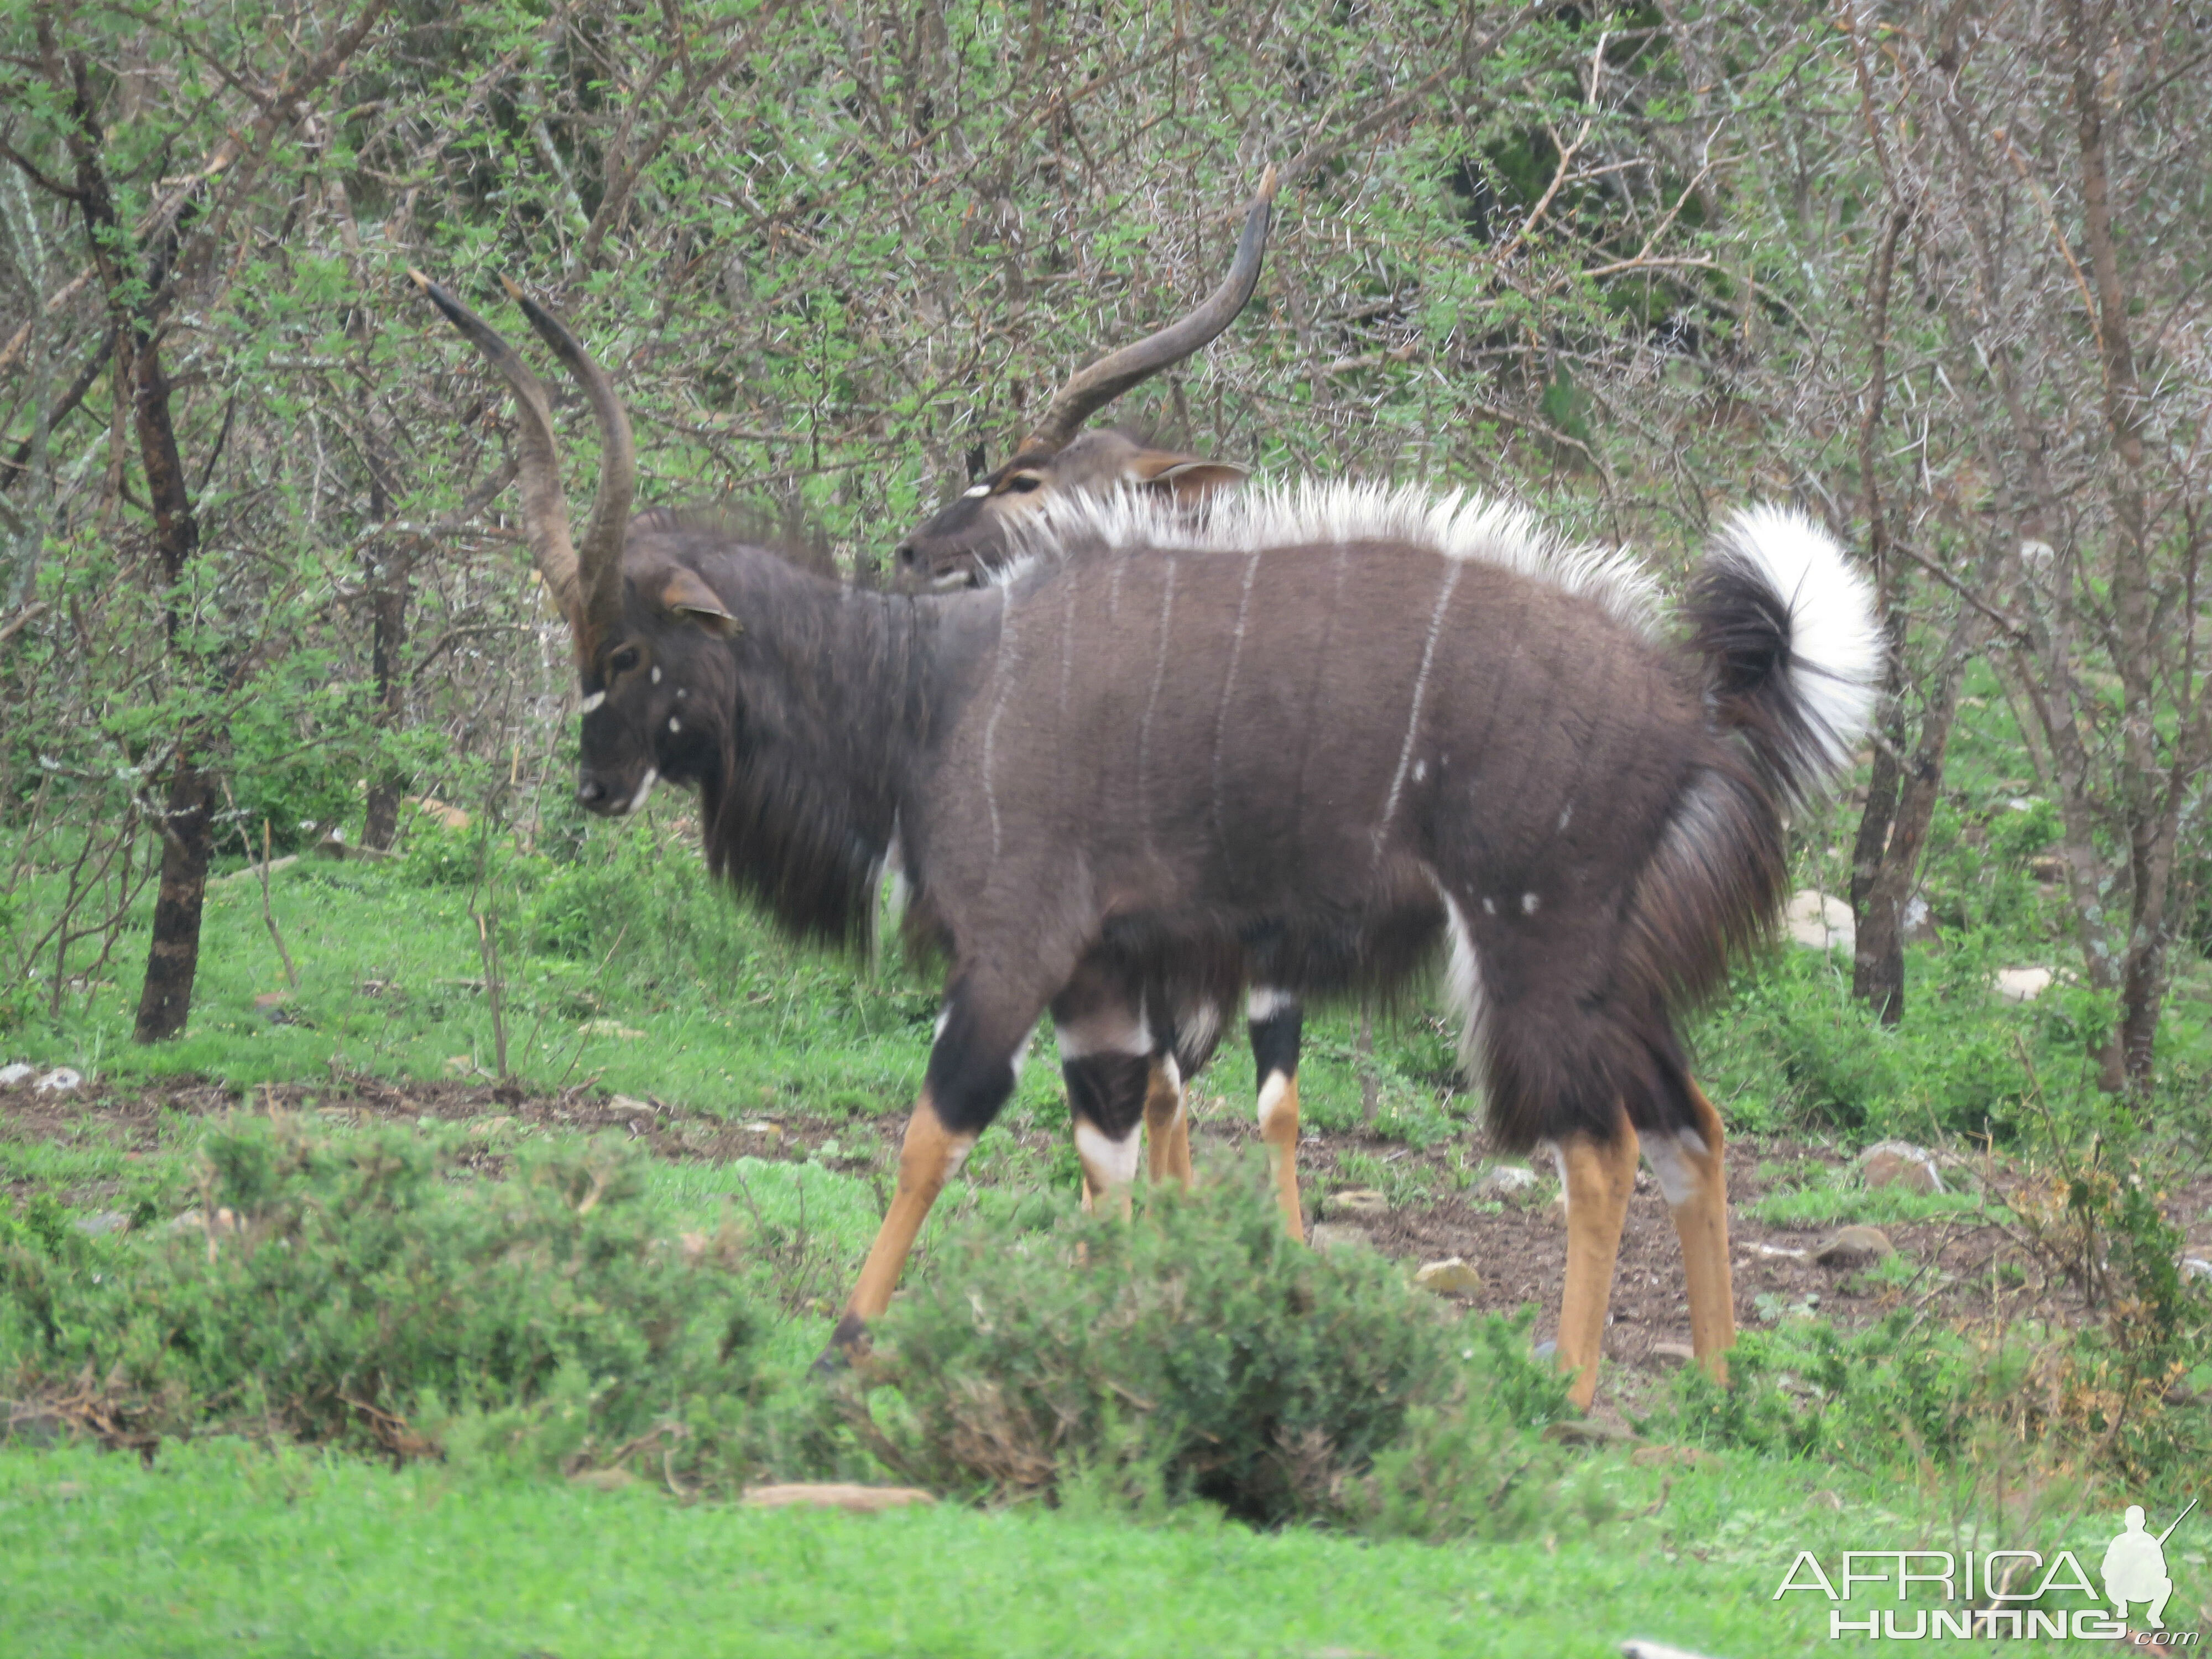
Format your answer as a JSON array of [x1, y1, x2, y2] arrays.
[[1710, 505, 1882, 778]]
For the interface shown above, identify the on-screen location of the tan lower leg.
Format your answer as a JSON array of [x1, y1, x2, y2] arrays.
[[1556, 1115, 1640, 1412], [1665, 1081, 1735, 1385], [1142, 1058, 1193, 1187], [842, 1093, 973, 1326], [1075, 1120, 1140, 1220], [1257, 1071, 1305, 1242]]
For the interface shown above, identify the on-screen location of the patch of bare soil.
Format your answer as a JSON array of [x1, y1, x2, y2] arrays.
[[6, 1072, 2206, 1421]]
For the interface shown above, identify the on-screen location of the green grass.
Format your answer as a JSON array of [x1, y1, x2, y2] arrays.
[[0, 1436, 2146, 1657]]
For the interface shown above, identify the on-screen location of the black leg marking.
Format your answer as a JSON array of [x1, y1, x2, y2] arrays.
[[1063, 1052, 1151, 1143], [1249, 1003, 1302, 1091]]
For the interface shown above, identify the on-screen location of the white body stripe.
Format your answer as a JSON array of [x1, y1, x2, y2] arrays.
[[624, 768, 658, 815], [1373, 560, 1462, 861]]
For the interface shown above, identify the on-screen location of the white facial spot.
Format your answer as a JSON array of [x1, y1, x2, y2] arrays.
[[625, 767, 658, 816], [1412, 760, 1427, 782], [1558, 804, 1573, 831], [1246, 987, 1297, 1023], [1481, 896, 1496, 916], [650, 665, 662, 684], [963, 483, 991, 499], [668, 717, 681, 734], [578, 691, 606, 714], [675, 686, 688, 700], [1073, 1121, 1142, 1192], [1521, 891, 1540, 915]]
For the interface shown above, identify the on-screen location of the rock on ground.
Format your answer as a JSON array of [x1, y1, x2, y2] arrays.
[[1322, 1188, 1390, 1218], [1413, 1257, 1483, 1296], [1858, 1140, 1945, 1194], [1814, 1225, 1896, 1267], [1786, 889, 1854, 953]]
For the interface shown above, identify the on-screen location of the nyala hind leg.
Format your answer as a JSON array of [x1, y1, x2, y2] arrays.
[[1053, 980, 1154, 1221], [1248, 988, 1305, 1240], [1642, 1079, 1735, 1384], [1552, 1109, 1640, 1412], [1141, 1055, 1193, 1188]]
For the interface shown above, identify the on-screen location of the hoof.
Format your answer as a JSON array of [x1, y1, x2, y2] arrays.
[[811, 1312, 870, 1379]]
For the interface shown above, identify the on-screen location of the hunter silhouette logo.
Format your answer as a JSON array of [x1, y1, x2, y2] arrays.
[[1775, 1498, 2201, 1641], [2105, 1502, 2196, 1631]]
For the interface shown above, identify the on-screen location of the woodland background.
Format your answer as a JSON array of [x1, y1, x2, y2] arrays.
[[1, 0, 2208, 1081]]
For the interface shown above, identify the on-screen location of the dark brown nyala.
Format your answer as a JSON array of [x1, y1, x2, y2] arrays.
[[414, 272, 1877, 1409]]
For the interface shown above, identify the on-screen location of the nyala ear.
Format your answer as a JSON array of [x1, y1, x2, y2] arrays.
[[660, 568, 742, 636], [1126, 452, 1249, 508]]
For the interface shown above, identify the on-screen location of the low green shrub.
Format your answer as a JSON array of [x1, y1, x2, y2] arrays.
[[843, 1161, 1571, 1535], [0, 1119, 773, 1485]]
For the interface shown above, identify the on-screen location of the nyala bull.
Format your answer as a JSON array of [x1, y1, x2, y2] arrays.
[[415, 267, 1876, 1409]]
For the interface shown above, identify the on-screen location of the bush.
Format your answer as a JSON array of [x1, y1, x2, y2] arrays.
[[842, 1161, 1571, 1534], [0, 1119, 773, 1486]]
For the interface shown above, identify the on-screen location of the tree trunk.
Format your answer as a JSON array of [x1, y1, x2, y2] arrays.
[[45, 22, 215, 1044], [133, 755, 212, 1041], [361, 554, 411, 850]]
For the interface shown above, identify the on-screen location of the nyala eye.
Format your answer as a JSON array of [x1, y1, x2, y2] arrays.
[[609, 645, 643, 675], [1001, 474, 1045, 495]]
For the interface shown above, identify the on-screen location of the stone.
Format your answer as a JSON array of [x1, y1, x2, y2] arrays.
[[2179, 1258, 2211, 1285], [1860, 1145, 1944, 1194], [33, 1068, 81, 1094], [1543, 1418, 1639, 1447], [2028, 855, 2065, 884], [1306, 1222, 1373, 1253], [0, 1063, 33, 1088], [1621, 1641, 1727, 1659], [1994, 966, 2055, 1003], [1750, 1241, 1810, 1262], [1413, 1257, 1483, 1296], [1785, 889, 1854, 953], [739, 1482, 936, 1514], [1477, 1163, 1538, 1197], [70, 1211, 129, 1237], [1646, 1340, 1698, 1369], [1322, 1188, 1390, 1219], [1814, 1225, 1896, 1267]]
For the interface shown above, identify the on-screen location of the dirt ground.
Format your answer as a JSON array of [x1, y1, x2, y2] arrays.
[[6, 1071, 2209, 1422]]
